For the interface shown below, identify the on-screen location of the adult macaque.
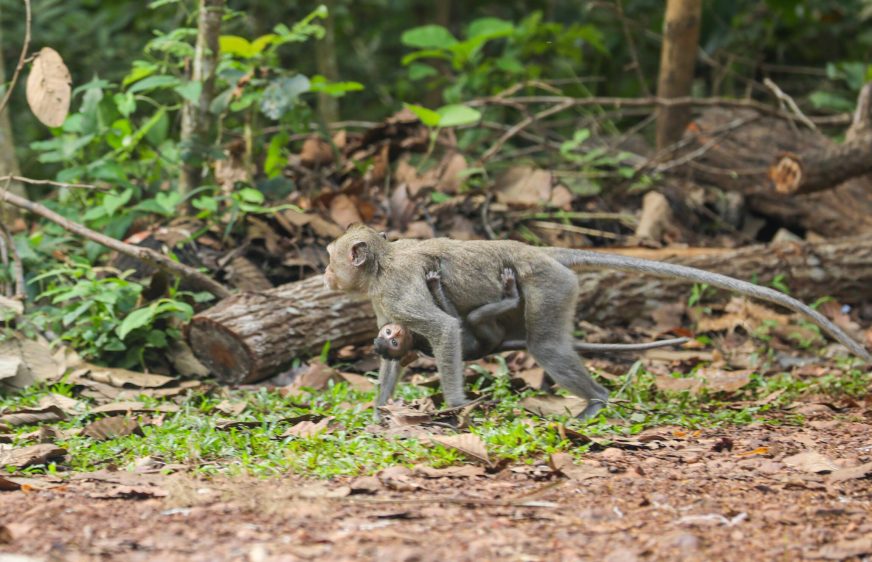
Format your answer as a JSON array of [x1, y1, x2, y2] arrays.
[[372, 268, 689, 361], [324, 224, 870, 419]]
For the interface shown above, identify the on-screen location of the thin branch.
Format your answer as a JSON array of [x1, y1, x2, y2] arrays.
[[0, 175, 108, 191], [615, 0, 650, 96], [467, 95, 851, 126], [0, 0, 31, 114], [651, 115, 760, 173], [0, 187, 232, 299], [478, 100, 575, 163], [763, 78, 817, 131]]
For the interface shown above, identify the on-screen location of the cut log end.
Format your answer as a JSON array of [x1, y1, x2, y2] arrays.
[[187, 318, 257, 385], [770, 153, 803, 194]]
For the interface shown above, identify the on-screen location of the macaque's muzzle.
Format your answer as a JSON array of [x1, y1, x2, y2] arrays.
[[372, 337, 391, 358]]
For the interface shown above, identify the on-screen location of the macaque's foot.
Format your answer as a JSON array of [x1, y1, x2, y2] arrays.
[[425, 269, 442, 289], [576, 396, 608, 421], [500, 267, 517, 295]]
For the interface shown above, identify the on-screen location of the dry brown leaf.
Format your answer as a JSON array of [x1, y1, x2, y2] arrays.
[[548, 184, 573, 210], [430, 433, 490, 465], [349, 475, 382, 494], [26, 47, 72, 127], [520, 395, 588, 417], [697, 367, 753, 393], [281, 417, 332, 438], [513, 368, 546, 390], [653, 375, 700, 393], [299, 136, 334, 167], [783, 451, 838, 473], [289, 361, 339, 392], [643, 349, 715, 362], [336, 372, 375, 392], [827, 461, 872, 483], [635, 191, 673, 241], [82, 416, 141, 441], [0, 474, 22, 491], [214, 400, 247, 417], [0, 443, 66, 469], [550, 452, 610, 481], [412, 464, 486, 478], [377, 465, 421, 491], [84, 366, 174, 389], [329, 194, 363, 229], [0, 337, 63, 389], [0, 405, 65, 428], [495, 166, 552, 207], [435, 152, 467, 194], [38, 393, 82, 415]]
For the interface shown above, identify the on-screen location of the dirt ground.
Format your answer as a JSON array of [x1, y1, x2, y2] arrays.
[[2, 405, 871, 562]]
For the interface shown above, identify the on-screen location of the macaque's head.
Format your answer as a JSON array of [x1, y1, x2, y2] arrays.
[[323, 224, 388, 293], [373, 323, 412, 359]]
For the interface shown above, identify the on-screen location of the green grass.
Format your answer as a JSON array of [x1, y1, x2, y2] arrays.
[[2, 358, 869, 479]]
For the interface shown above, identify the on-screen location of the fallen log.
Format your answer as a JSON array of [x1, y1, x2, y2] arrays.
[[188, 235, 872, 384], [187, 276, 373, 384]]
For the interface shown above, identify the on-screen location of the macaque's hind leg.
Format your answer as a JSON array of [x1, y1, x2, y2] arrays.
[[524, 265, 609, 420]]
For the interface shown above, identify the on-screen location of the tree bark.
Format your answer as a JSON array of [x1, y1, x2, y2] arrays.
[[769, 82, 872, 195], [315, 0, 340, 124], [179, 0, 223, 196], [576, 235, 872, 324], [676, 108, 872, 237], [655, 0, 702, 150], [188, 235, 872, 384], [187, 276, 373, 384]]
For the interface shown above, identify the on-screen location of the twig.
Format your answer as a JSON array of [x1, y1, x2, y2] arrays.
[[0, 187, 232, 299], [478, 100, 575, 163], [526, 220, 627, 242], [513, 211, 638, 227], [642, 115, 760, 173], [481, 193, 497, 240], [468, 95, 851, 126], [763, 78, 817, 131], [0, 175, 108, 191], [0, 0, 31, 114]]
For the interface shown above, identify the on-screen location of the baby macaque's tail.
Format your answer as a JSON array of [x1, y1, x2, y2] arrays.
[[544, 248, 872, 362]]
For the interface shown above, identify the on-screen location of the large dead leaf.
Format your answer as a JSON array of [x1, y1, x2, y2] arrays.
[[827, 462, 872, 483], [83, 366, 174, 389], [336, 372, 375, 392], [37, 393, 82, 415], [434, 152, 467, 194], [495, 166, 552, 207], [329, 194, 363, 229], [430, 433, 490, 465], [82, 416, 141, 441], [0, 474, 22, 491], [521, 395, 588, 417], [696, 297, 791, 334], [783, 451, 838, 474], [26, 47, 72, 127], [0, 337, 63, 390], [0, 405, 65, 428], [289, 361, 339, 392], [655, 368, 752, 394], [0, 443, 66, 469], [280, 417, 333, 438], [377, 465, 421, 491], [214, 400, 247, 417]]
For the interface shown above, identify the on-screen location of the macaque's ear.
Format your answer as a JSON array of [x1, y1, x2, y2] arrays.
[[378, 231, 387, 239], [350, 241, 368, 268]]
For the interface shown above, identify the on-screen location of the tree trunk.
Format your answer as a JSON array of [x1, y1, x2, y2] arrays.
[[769, 83, 872, 195], [576, 235, 872, 324], [187, 276, 373, 384], [179, 0, 223, 196], [678, 108, 872, 237], [188, 236, 872, 383], [655, 0, 702, 150], [315, 0, 340, 124], [0, 12, 24, 224]]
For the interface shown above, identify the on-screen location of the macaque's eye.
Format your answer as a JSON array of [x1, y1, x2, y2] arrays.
[[385, 329, 392, 336], [390, 338, 398, 347]]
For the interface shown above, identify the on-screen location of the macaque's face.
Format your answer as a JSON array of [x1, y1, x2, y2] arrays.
[[323, 225, 381, 292], [373, 323, 411, 359]]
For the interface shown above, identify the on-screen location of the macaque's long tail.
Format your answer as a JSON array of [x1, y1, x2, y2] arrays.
[[545, 248, 872, 362]]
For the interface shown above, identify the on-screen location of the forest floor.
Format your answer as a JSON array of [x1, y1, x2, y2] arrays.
[[2, 404, 871, 562]]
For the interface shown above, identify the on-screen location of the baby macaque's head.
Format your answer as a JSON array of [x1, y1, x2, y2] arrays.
[[373, 323, 412, 359]]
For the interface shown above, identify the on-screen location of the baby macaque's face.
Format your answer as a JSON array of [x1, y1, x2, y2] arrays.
[[373, 323, 411, 359]]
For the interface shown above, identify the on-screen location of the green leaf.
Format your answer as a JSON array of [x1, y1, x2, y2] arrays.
[[238, 188, 264, 204], [113, 92, 137, 117], [127, 75, 181, 94], [408, 63, 438, 80], [401, 25, 458, 49], [117, 306, 156, 339], [404, 103, 442, 128], [466, 17, 514, 39], [809, 90, 855, 112], [103, 188, 133, 216], [122, 62, 158, 87], [174, 81, 203, 103], [436, 104, 481, 128], [219, 35, 255, 58], [250, 34, 278, 56], [309, 76, 364, 97], [265, 133, 288, 178]]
